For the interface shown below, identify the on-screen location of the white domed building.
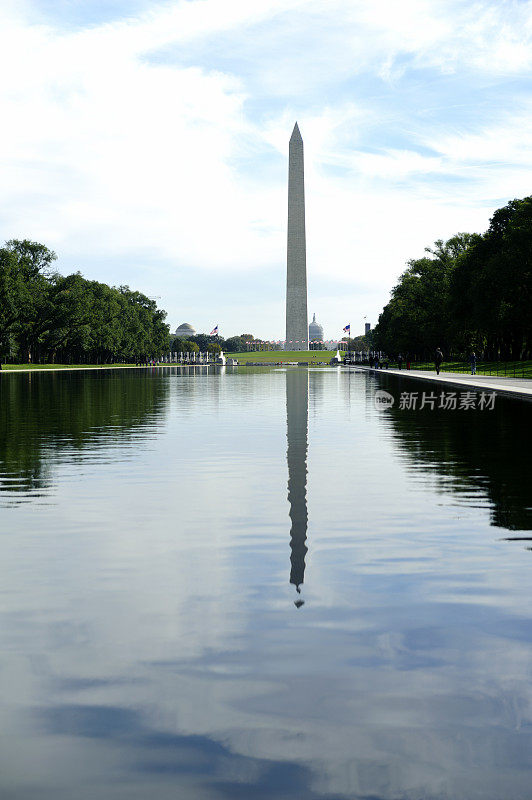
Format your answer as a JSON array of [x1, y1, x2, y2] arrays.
[[309, 313, 324, 344], [175, 323, 196, 339]]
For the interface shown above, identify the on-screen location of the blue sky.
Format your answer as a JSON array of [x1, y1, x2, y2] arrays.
[[1, 0, 531, 340]]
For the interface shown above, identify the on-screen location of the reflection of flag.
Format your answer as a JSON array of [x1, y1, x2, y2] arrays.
[[210, 325, 218, 335], [343, 324, 350, 333]]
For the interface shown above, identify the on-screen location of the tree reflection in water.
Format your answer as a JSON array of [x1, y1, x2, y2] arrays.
[[0, 369, 169, 503], [375, 374, 532, 532]]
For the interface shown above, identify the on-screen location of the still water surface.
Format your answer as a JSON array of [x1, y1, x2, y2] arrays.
[[0, 367, 531, 799]]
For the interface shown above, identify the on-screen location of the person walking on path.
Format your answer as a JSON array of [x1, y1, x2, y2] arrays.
[[397, 353, 403, 370], [435, 347, 443, 375], [470, 350, 477, 375]]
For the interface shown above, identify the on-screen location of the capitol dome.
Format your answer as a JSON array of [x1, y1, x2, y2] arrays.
[[175, 322, 196, 338], [309, 313, 324, 342]]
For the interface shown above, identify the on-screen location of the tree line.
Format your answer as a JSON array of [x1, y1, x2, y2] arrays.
[[172, 335, 327, 353], [0, 240, 170, 364], [170, 333, 262, 354], [373, 196, 532, 361]]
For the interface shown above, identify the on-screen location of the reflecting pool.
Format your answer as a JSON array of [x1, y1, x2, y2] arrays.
[[0, 366, 531, 799]]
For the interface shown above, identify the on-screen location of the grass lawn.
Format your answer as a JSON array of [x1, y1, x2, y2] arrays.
[[226, 350, 336, 364], [398, 360, 532, 378]]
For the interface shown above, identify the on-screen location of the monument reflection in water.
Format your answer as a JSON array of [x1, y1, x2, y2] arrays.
[[286, 368, 309, 606]]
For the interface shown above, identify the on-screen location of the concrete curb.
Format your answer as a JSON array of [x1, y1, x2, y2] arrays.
[[0, 364, 211, 375], [356, 366, 532, 402]]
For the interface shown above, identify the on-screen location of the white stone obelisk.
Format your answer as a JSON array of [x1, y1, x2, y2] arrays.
[[285, 122, 308, 351]]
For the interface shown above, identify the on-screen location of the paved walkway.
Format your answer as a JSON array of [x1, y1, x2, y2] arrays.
[[356, 366, 532, 401]]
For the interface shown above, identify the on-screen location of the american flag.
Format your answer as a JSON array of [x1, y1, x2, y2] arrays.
[[210, 325, 218, 336], [343, 324, 350, 333]]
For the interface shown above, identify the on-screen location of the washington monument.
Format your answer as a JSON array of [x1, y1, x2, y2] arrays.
[[285, 123, 308, 350]]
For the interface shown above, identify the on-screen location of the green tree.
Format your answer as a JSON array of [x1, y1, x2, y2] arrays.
[[0, 240, 58, 361], [224, 336, 244, 353], [374, 233, 474, 358], [30, 273, 92, 362], [343, 334, 372, 351], [177, 340, 199, 354], [450, 197, 532, 359], [0, 248, 22, 359], [189, 333, 217, 351], [0, 240, 170, 365]]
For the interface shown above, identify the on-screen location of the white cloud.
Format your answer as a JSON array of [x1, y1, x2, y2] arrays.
[[0, 0, 532, 338]]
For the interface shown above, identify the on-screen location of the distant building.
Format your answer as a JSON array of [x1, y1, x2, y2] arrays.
[[175, 322, 196, 338], [365, 322, 371, 336], [308, 313, 324, 343]]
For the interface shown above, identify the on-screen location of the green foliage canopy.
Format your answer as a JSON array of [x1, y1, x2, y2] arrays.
[[373, 233, 475, 358], [0, 240, 169, 363]]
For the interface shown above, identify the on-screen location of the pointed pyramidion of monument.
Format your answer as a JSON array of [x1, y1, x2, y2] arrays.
[[290, 121, 302, 142], [285, 122, 308, 351]]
